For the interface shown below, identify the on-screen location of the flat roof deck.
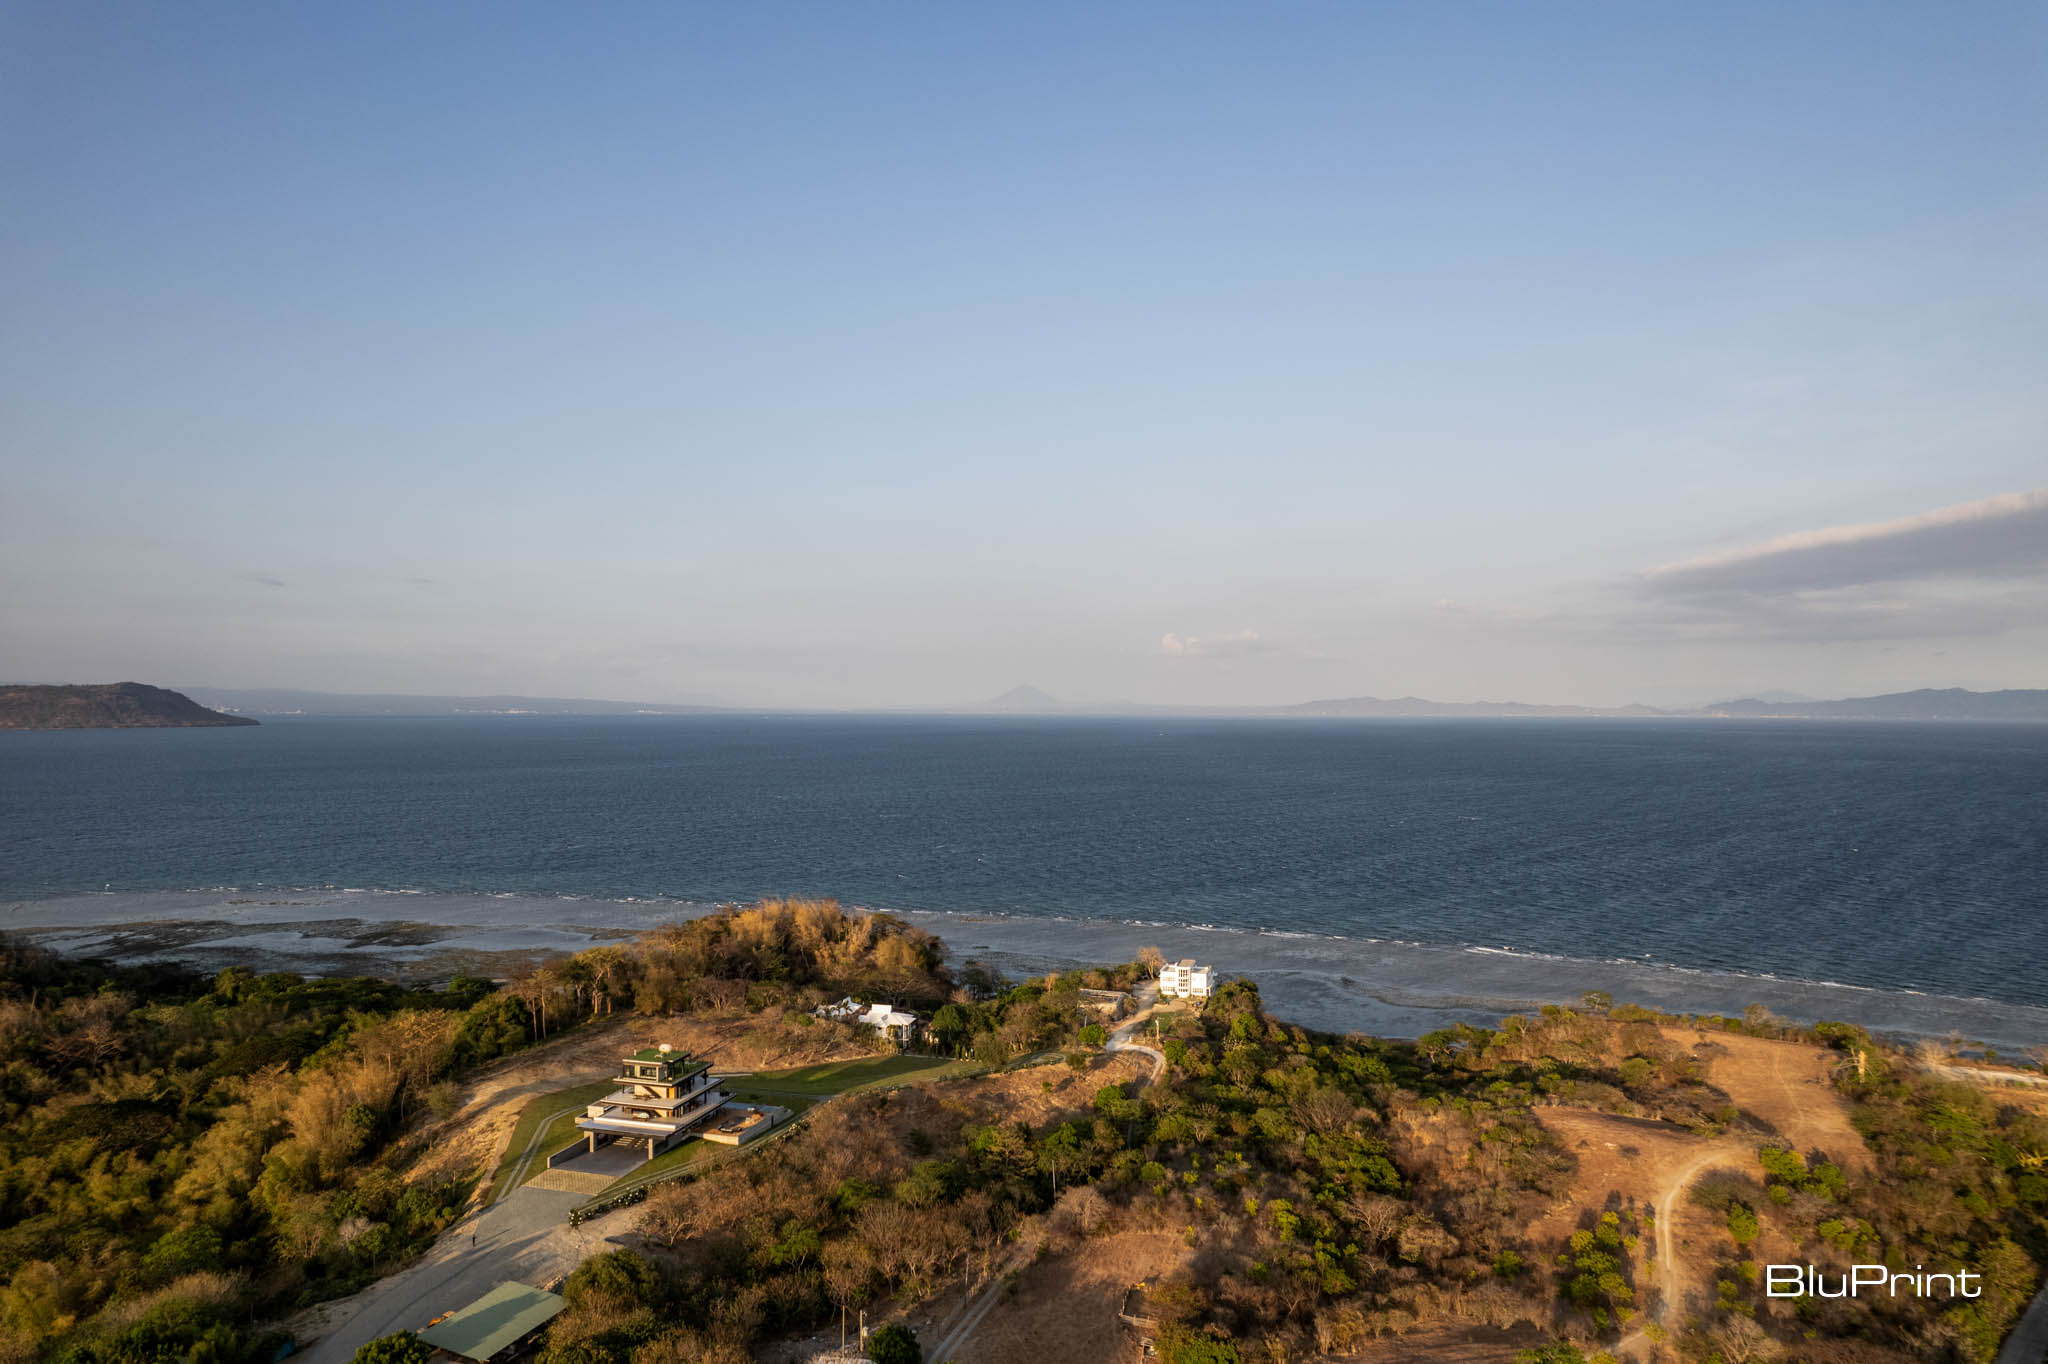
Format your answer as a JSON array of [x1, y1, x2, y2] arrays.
[[418, 1281, 565, 1362]]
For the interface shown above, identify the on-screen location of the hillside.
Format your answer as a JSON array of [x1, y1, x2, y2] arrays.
[[0, 682, 259, 729], [177, 687, 726, 717], [1704, 686, 2048, 720], [1278, 695, 1668, 718]]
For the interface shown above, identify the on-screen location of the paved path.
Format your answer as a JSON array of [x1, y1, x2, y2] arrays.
[[494, 1100, 598, 1202], [297, 1187, 629, 1363], [1998, 1281, 2048, 1364], [1105, 981, 1167, 1085]]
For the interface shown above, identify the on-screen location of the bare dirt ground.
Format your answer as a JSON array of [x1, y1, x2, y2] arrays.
[[956, 1229, 1195, 1364], [1530, 1031, 1871, 1362], [1344, 1322, 1554, 1362], [1668, 1028, 1870, 1173]]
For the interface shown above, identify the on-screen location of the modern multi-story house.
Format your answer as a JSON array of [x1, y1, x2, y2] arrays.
[[574, 1044, 729, 1157], [1158, 959, 1214, 1000]]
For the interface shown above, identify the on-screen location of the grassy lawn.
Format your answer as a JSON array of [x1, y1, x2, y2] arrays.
[[726, 1052, 979, 1104], [489, 1079, 617, 1201]]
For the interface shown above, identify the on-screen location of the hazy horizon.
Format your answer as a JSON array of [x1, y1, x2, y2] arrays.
[[5, 4, 2045, 709]]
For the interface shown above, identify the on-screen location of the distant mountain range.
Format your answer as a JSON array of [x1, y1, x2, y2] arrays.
[[178, 687, 727, 717], [1697, 688, 2048, 721], [0, 683, 259, 729], [968, 685, 2048, 721], [11, 681, 2040, 725]]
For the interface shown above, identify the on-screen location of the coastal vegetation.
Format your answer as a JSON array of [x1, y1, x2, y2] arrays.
[[0, 941, 484, 1360], [2, 906, 2045, 1363], [0, 902, 948, 1362]]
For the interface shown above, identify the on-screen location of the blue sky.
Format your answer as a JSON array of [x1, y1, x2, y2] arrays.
[[4, 2, 2045, 707]]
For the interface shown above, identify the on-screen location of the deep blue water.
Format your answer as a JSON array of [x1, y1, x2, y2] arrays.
[[2, 716, 2044, 1007]]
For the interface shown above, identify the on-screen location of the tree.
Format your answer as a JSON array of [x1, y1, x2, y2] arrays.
[[584, 945, 629, 1014], [929, 1003, 972, 1052], [562, 1248, 663, 1309], [1037, 1122, 1083, 1195], [1138, 946, 1165, 977], [352, 1333, 433, 1364], [823, 1239, 875, 1353], [866, 1322, 922, 1364], [1158, 1327, 1240, 1364], [142, 1224, 224, 1282], [1515, 1347, 1588, 1364]]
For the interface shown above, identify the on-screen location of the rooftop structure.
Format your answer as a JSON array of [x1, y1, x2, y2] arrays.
[[573, 1043, 728, 1157], [418, 1281, 565, 1362], [1158, 960, 1214, 1000]]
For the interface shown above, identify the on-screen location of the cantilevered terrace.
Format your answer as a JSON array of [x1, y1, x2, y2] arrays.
[[573, 1044, 729, 1157]]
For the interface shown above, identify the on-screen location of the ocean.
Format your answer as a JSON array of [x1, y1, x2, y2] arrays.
[[4, 715, 2045, 1045]]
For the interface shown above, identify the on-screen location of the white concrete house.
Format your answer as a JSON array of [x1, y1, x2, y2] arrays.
[[816, 996, 921, 1043], [1158, 959, 1214, 1000]]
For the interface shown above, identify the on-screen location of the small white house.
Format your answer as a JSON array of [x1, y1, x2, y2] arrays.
[[816, 996, 920, 1043], [1158, 959, 1214, 1000]]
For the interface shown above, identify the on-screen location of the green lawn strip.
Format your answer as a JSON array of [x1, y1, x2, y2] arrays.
[[489, 1079, 618, 1202], [729, 1053, 978, 1096], [589, 1055, 983, 1201]]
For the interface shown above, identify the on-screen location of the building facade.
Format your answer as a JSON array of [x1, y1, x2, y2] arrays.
[[1158, 960, 1214, 1000], [575, 1045, 729, 1156]]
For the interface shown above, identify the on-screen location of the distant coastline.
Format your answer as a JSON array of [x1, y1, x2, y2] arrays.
[[0, 682, 257, 730], [161, 681, 2048, 721]]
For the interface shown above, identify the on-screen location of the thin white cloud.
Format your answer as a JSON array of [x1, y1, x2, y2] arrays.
[[1158, 630, 1268, 659], [1644, 488, 2048, 597], [1619, 489, 2048, 643]]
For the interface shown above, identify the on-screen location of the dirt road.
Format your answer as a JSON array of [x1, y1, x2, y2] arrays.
[[1610, 1142, 1750, 1361]]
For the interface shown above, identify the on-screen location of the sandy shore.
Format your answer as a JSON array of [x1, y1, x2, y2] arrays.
[[9, 888, 2048, 1050]]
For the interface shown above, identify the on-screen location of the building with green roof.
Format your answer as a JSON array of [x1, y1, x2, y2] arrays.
[[417, 1281, 565, 1362], [572, 1042, 728, 1157]]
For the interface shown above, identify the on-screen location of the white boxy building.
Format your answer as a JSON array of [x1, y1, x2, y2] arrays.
[[815, 996, 921, 1044], [1158, 959, 1214, 1000]]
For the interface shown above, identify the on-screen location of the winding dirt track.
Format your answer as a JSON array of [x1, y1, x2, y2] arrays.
[[1610, 1143, 1749, 1360]]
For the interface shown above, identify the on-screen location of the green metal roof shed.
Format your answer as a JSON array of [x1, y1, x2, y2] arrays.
[[417, 1281, 566, 1362]]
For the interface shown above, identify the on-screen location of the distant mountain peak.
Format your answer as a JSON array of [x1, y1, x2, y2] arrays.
[[980, 684, 1067, 713]]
